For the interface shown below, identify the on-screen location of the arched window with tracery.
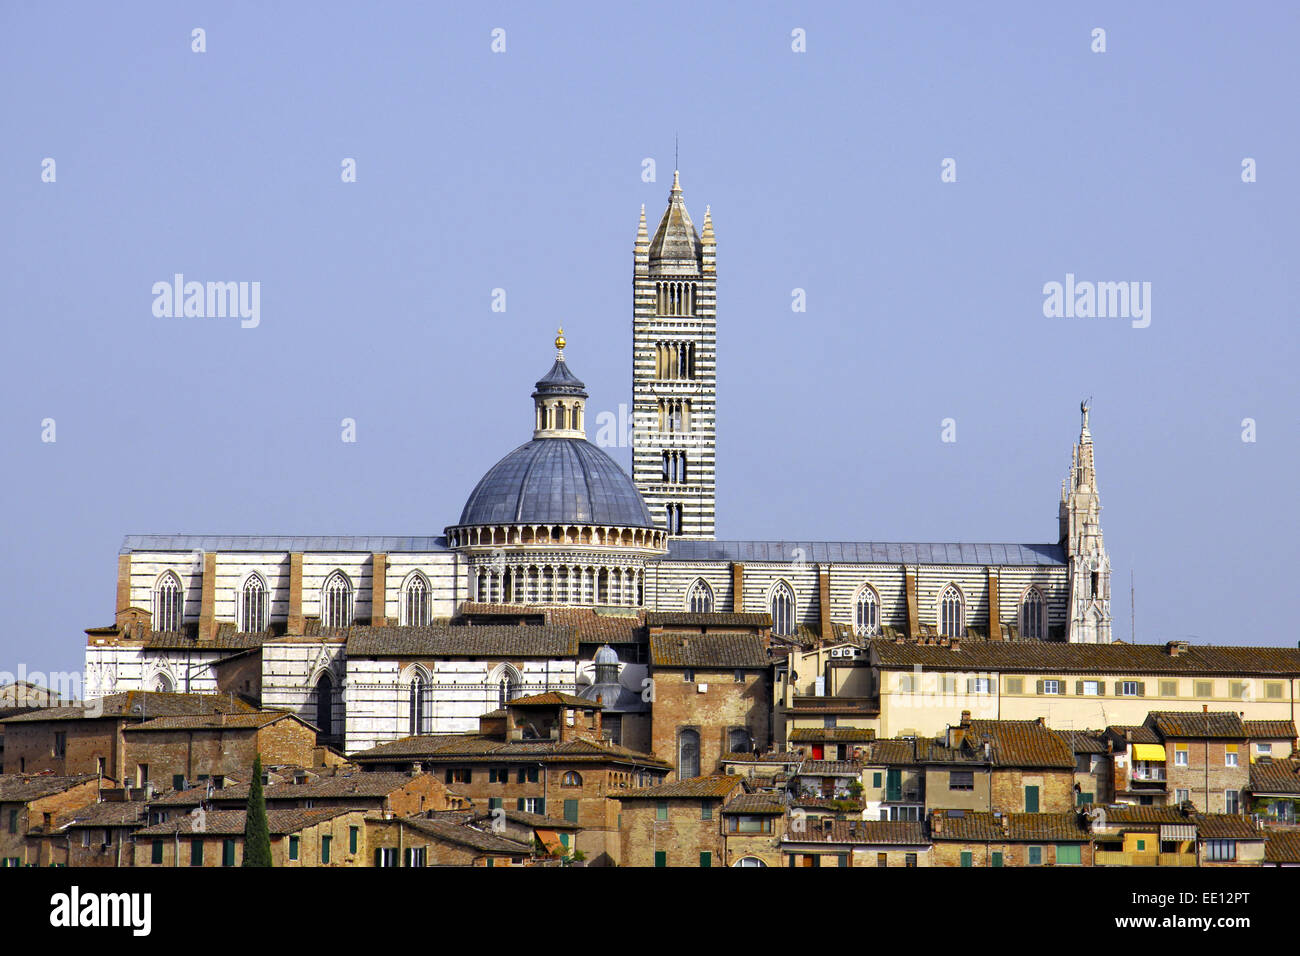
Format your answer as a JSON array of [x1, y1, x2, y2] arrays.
[[688, 579, 714, 614], [678, 729, 701, 779], [771, 582, 796, 636], [939, 584, 964, 638], [321, 571, 354, 629], [314, 674, 333, 738], [153, 571, 184, 633], [239, 573, 267, 633], [403, 572, 430, 626], [854, 585, 879, 637], [1020, 586, 1045, 640], [408, 670, 429, 736]]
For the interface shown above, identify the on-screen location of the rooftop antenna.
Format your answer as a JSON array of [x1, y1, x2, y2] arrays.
[[674, 134, 678, 172], [1130, 569, 1135, 644]]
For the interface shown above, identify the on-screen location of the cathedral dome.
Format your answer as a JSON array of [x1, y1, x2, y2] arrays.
[[457, 437, 654, 528]]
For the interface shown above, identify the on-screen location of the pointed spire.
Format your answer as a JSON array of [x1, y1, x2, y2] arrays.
[[636, 205, 648, 241], [701, 205, 714, 242], [671, 169, 681, 193], [649, 170, 701, 264]]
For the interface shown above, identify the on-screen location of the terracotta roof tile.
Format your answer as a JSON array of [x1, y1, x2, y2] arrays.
[[0, 774, 99, 802], [789, 728, 876, 743], [347, 625, 577, 658], [644, 612, 772, 628], [1265, 830, 1300, 863], [618, 774, 745, 800], [649, 633, 771, 669], [967, 720, 1075, 769], [1147, 711, 1247, 740], [785, 820, 927, 846], [1244, 720, 1298, 740], [1249, 757, 1300, 796], [135, 807, 355, 836]]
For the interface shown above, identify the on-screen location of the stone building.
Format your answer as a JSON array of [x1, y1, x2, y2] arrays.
[[0, 774, 102, 868], [928, 810, 1094, 867], [133, 807, 369, 867]]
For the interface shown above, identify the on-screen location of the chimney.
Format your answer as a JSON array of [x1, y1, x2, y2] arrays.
[[1166, 640, 1189, 657]]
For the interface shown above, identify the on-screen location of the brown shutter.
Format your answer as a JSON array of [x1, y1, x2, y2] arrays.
[[1036, 680, 1044, 694], [1113, 681, 1123, 696], [1075, 681, 1083, 696], [1137, 682, 1145, 697]]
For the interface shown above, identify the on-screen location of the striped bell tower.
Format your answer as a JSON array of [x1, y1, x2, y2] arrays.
[[632, 171, 717, 538]]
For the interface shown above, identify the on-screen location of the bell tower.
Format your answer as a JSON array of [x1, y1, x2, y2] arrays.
[[1060, 401, 1113, 643], [632, 171, 717, 538]]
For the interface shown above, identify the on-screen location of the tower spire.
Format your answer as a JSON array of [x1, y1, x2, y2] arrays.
[[1060, 402, 1111, 643]]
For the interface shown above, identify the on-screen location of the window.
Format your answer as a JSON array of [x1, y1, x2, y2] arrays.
[[991, 851, 1003, 868], [239, 574, 267, 632], [190, 838, 204, 867], [321, 835, 331, 864], [1174, 745, 1189, 767], [1027, 846, 1043, 866], [687, 579, 713, 614], [1229, 681, 1248, 700], [349, 826, 359, 854], [1057, 844, 1081, 866], [1041, 680, 1061, 695], [403, 572, 431, 626], [1005, 677, 1023, 695], [1175, 788, 1190, 804], [153, 571, 184, 632], [1119, 681, 1141, 697], [408, 672, 429, 736], [728, 728, 753, 754], [1159, 680, 1178, 698], [905, 853, 917, 868], [735, 857, 767, 868], [683, 669, 695, 683], [561, 771, 582, 787], [939, 585, 964, 638], [1204, 840, 1236, 862], [314, 674, 333, 738], [949, 771, 974, 791], [1080, 681, 1101, 696], [678, 729, 701, 779], [854, 586, 880, 636], [374, 847, 397, 867], [564, 799, 579, 823], [1025, 785, 1040, 813], [405, 846, 426, 867], [7, 810, 17, 835], [321, 571, 353, 628], [876, 853, 888, 868], [1019, 587, 1044, 640], [1265, 682, 1284, 700], [701, 803, 713, 821], [1257, 743, 1273, 756], [770, 582, 796, 636], [960, 851, 972, 868], [654, 851, 666, 868], [445, 768, 472, 784], [967, 677, 992, 695], [889, 806, 921, 821], [1194, 680, 1213, 698], [520, 797, 543, 814], [222, 838, 236, 867], [151, 839, 163, 864], [1225, 790, 1240, 814], [516, 767, 539, 784], [734, 669, 744, 683], [699, 852, 711, 868], [656, 802, 668, 822], [1225, 745, 1238, 768], [53, 732, 67, 758]]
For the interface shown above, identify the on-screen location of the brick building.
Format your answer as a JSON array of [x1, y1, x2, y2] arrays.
[[647, 631, 772, 780], [929, 810, 1093, 867], [618, 773, 783, 867], [0, 774, 103, 867], [366, 813, 534, 866], [134, 807, 368, 867], [783, 819, 930, 867]]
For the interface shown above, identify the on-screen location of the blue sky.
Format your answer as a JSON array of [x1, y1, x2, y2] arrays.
[[2, 2, 1297, 677]]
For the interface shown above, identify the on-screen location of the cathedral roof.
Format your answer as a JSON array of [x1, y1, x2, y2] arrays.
[[456, 438, 654, 529], [667, 540, 1066, 566], [533, 355, 586, 396]]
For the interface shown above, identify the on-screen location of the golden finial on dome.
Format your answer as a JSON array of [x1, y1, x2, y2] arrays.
[[555, 327, 566, 352]]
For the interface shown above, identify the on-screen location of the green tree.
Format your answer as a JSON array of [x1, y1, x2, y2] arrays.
[[242, 754, 272, 867]]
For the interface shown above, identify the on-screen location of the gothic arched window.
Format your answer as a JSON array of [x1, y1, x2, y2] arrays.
[[403, 572, 430, 627], [678, 729, 701, 779], [688, 579, 714, 614], [408, 671, 429, 736], [854, 585, 880, 637], [153, 571, 184, 633], [321, 571, 354, 629], [771, 582, 796, 636], [728, 728, 753, 754], [939, 584, 964, 639], [314, 674, 333, 738], [1020, 586, 1045, 640], [239, 574, 267, 633]]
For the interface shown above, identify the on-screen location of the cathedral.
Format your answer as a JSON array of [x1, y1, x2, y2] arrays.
[[83, 173, 1114, 754]]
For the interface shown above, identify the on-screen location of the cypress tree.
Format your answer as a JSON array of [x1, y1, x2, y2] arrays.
[[242, 754, 272, 867]]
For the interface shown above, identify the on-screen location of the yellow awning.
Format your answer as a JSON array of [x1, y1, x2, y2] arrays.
[[1132, 743, 1167, 761]]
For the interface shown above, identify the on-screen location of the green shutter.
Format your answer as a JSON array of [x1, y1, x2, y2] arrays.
[[374, 848, 383, 867], [1035, 680, 1044, 695], [837, 853, 848, 868], [960, 851, 972, 868], [517, 798, 525, 811], [488, 797, 501, 810], [1075, 681, 1083, 696], [1057, 844, 1081, 865], [1137, 681, 1145, 697], [222, 839, 235, 867], [654, 851, 666, 868], [321, 835, 331, 864], [1028, 846, 1042, 865], [349, 826, 358, 854], [872, 772, 882, 788], [190, 838, 203, 867], [700, 851, 711, 868], [991, 851, 1003, 868], [1025, 785, 1040, 813], [289, 835, 299, 860], [1113, 681, 1123, 696], [564, 799, 579, 823], [151, 839, 163, 865]]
